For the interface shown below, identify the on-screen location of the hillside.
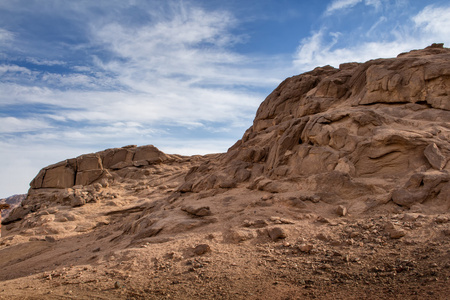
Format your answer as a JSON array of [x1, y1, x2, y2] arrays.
[[0, 194, 26, 220], [0, 44, 449, 299]]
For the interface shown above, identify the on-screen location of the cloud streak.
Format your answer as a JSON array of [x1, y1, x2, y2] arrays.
[[295, 3, 450, 72]]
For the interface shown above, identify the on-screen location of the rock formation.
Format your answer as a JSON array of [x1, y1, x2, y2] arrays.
[[180, 43, 450, 210], [1, 44, 449, 299]]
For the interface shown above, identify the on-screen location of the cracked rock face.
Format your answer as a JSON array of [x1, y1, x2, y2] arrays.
[[181, 44, 450, 209]]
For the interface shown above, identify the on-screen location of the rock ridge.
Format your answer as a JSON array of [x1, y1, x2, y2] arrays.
[[178, 44, 450, 210]]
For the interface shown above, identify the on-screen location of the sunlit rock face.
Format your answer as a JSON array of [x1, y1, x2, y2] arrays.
[[182, 44, 450, 209]]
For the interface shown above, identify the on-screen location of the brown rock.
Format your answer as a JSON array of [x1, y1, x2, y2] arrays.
[[384, 222, 406, 239], [193, 244, 211, 255], [435, 216, 449, 223], [424, 143, 447, 170], [41, 162, 75, 189], [75, 170, 104, 186], [133, 145, 167, 164], [268, 227, 287, 241], [298, 243, 314, 253], [223, 229, 256, 243], [102, 147, 134, 169], [77, 154, 102, 172], [181, 206, 212, 217], [336, 205, 347, 216]]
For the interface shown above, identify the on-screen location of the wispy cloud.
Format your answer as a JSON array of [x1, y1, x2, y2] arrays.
[[325, 0, 383, 15], [0, 28, 14, 42], [413, 5, 450, 37], [0, 117, 52, 133], [325, 0, 362, 14], [26, 57, 66, 66], [0, 1, 286, 197], [295, 4, 450, 71]]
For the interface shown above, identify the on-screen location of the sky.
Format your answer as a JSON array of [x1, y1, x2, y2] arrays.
[[1, 0, 449, 198]]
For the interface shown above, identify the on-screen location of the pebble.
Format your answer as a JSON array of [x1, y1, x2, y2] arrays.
[[193, 244, 211, 255], [298, 244, 313, 253], [114, 281, 123, 289], [390, 229, 406, 239], [316, 233, 330, 241], [45, 236, 57, 243], [337, 205, 347, 216], [268, 227, 287, 241], [435, 216, 448, 224]]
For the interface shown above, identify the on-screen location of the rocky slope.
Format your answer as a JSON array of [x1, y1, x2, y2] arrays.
[[0, 194, 26, 219], [0, 44, 449, 299]]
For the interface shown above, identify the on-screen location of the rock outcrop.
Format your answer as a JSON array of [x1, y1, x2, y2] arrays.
[[29, 145, 175, 189], [4, 44, 449, 228], [178, 44, 450, 210]]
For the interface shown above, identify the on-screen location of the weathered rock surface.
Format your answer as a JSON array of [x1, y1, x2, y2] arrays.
[[180, 44, 450, 210], [29, 145, 175, 190]]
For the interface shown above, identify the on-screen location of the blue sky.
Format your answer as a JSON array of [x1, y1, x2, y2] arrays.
[[1, 0, 449, 198]]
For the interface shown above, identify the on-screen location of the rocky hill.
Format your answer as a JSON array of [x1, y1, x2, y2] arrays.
[[0, 44, 449, 299], [0, 194, 26, 219]]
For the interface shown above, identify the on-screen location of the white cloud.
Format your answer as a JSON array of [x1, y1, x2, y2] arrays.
[[295, 4, 450, 72], [0, 64, 32, 75], [413, 5, 450, 37], [26, 57, 66, 66], [0, 28, 13, 42], [0, 117, 52, 133], [325, 0, 363, 14], [325, 0, 385, 15]]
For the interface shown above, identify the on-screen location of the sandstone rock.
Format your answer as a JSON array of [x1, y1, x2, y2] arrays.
[[29, 145, 172, 191], [424, 143, 447, 170], [384, 222, 406, 239], [181, 206, 212, 217], [298, 243, 314, 253], [223, 229, 256, 243], [169, 45, 450, 211], [268, 227, 287, 241], [336, 205, 347, 216], [77, 154, 102, 171], [133, 145, 166, 164], [103, 147, 134, 169], [392, 171, 450, 208], [41, 162, 75, 189], [435, 216, 449, 224], [243, 219, 268, 228], [70, 191, 86, 207], [76, 170, 104, 186], [45, 235, 57, 243], [193, 244, 211, 255]]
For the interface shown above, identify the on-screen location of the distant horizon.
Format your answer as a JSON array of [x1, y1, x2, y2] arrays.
[[1, 0, 450, 198]]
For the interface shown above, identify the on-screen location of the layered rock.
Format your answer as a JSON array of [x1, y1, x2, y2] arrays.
[[2, 145, 195, 225], [180, 44, 450, 209], [30, 145, 174, 189]]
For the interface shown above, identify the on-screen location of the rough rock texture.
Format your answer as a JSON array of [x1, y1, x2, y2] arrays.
[[181, 44, 450, 211], [29, 145, 174, 190], [0, 194, 26, 219]]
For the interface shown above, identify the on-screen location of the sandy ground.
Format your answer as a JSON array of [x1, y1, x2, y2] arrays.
[[1, 178, 449, 299]]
